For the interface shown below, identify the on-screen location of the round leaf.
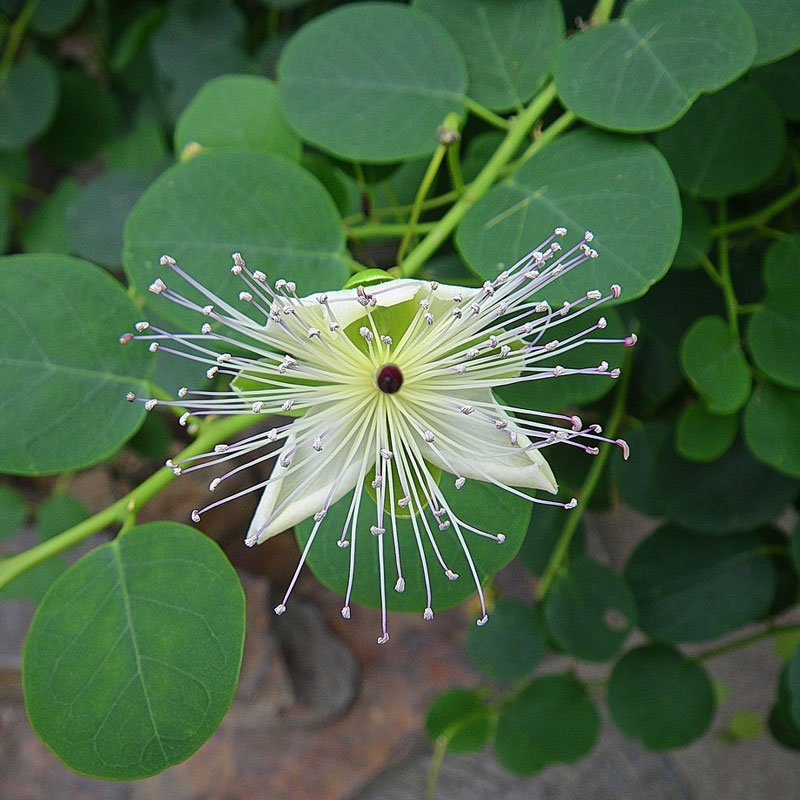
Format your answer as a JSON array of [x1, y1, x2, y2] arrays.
[[673, 196, 712, 269], [23, 522, 245, 779], [41, 68, 121, 164], [656, 80, 786, 198], [675, 402, 737, 462], [21, 177, 81, 255], [456, 130, 680, 306], [680, 315, 751, 414], [753, 51, 800, 120], [415, 0, 564, 112], [495, 675, 599, 774], [553, 0, 756, 132], [744, 383, 800, 478], [175, 75, 301, 161], [278, 3, 468, 162], [0, 483, 27, 540], [149, 0, 250, 123], [545, 557, 636, 662], [467, 598, 546, 682], [67, 171, 150, 268], [608, 644, 715, 750], [747, 235, 800, 388], [787, 647, 800, 730], [36, 493, 88, 540], [124, 150, 348, 330], [0, 52, 58, 149], [0, 255, 154, 475], [295, 478, 530, 615], [624, 523, 776, 642], [425, 689, 492, 753], [30, 0, 88, 36], [739, 0, 800, 66]]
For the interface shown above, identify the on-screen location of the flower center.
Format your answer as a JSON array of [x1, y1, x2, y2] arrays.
[[376, 363, 403, 394]]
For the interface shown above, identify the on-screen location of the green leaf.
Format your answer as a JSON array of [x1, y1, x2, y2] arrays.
[[175, 75, 301, 162], [23, 522, 245, 779], [495, 675, 599, 774], [0, 183, 10, 254], [624, 523, 776, 642], [20, 177, 81, 254], [498, 306, 627, 411], [30, 0, 88, 36], [769, 661, 800, 750], [36, 493, 88, 540], [673, 196, 712, 269], [608, 644, 715, 750], [545, 557, 636, 662], [68, 171, 150, 268], [0, 254, 154, 475], [614, 427, 799, 534], [149, 0, 250, 123], [467, 598, 546, 682], [40, 68, 122, 164], [656, 80, 786, 198], [104, 115, 170, 175], [676, 402, 737, 462], [738, 0, 800, 66], [0, 52, 58, 149], [747, 235, 800, 388], [518, 505, 584, 576], [124, 150, 348, 331], [457, 130, 680, 306], [425, 689, 492, 753], [752, 51, 800, 120], [414, 0, 564, 112], [553, 0, 756, 132], [0, 483, 27, 540], [1, 551, 66, 603], [278, 2, 468, 163], [787, 648, 800, 730], [296, 478, 531, 615], [744, 383, 800, 478], [680, 315, 751, 414]]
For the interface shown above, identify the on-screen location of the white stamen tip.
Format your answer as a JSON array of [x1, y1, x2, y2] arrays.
[[134, 321, 150, 332], [144, 398, 158, 411], [214, 444, 229, 453], [206, 366, 218, 379], [252, 401, 265, 413], [148, 342, 159, 352], [445, 569, 459, 581], [253, 270, 267, 283], [337, 539, 350, 549], [496, 533, 506, 544], [611, 284, 622, 299], [423, 608, 434, 621], [314, 510, 327, 522], [565, 498, 578, 510], [477, 615, 489, 626], [274, 603, 286, 616], [370, 525, 385, 536], [125, 391, 136, 402], [455, 477, 466, 490], [395, 578, 405, 593], [341, 606, 351, 619], [554, 226, 567, 237], [159, 255, 176, 267], [616, 438, 630, 460], [191, 510, 201, 522], [179, 412, 190, 426], [178, 386, 188, 398], [119, 333, 134, 344], [377, 633, 389, 645], [625, 333, 638, 347], [149, 278, 167, 294], [398, 496, 410, 508], [239, 291, 253, 303], [202, 305, 214, 316], [209, 478, 221, 491]]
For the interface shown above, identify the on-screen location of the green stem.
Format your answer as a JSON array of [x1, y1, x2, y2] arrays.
[[424, 736, 449, 800], [712, 182, 800, 236], [698, 254, 722, 286], [342, 191, 460, 226], [0, 0, 38, 77], [0, 413, 256, 591], [717, 202, 740, 339], [590, 0, 617, 24], [399, 82, 558, 278], [463, 96, 509, 130], [346, 221, 438, 241], [537, 347, 633, 600], [447, 135, 465, 195], [396, 114, 458, 264], [697, 622, 800, 661]]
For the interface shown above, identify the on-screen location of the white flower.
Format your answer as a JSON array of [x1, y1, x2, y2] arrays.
[[123, 228, 633, 644]]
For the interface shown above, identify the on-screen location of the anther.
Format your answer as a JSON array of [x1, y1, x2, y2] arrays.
[[209, 478, 221, 491], [313, 436, 323, 452], [239, 291, 253, 303], [395, 578, 405, 592], [206, 366, 218, 379], [202, 305, 214, 315], [135, 321, 149, 332], [377, 633, 389, 645], [423, 608, 434, 621], [455, 477, 466, 489], [477, 615, 489, 626], [149, 278, 167, 294], [178, 386, 188, 398], [119, 333, 134, 344], [191, 510, 201, 522], [144, 398, 157, 411], [159, 255, 176, 267], [341, 606, 351, 619], [274, 603, 286, 616], [125, 391, 136, 402], [370, 525, 385, 536], [445, 569, 459, 580], [624, 333, 638, 346], [201, 323, 212, 334]]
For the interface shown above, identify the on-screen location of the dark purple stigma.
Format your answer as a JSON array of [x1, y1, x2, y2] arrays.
[[377, 363, 403, 394]]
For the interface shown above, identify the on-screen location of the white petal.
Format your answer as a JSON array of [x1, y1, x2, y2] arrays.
[[247, 426, 365, 544], [417, 390, 557, 493]]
